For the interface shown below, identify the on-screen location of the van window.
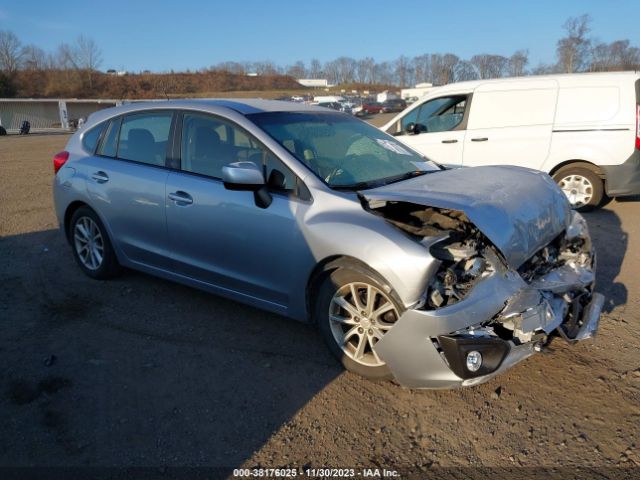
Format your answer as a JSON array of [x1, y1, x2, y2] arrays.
[[398, 96, 467, 134], [555, 87, 620, 124], [117, 112, 172, 166], [467, 89, 557, 129]]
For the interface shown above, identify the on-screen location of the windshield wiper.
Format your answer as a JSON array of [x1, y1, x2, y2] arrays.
[[331, 180, 386, 191], [331, 170, 432, 191], [379, 170, 432, 186]]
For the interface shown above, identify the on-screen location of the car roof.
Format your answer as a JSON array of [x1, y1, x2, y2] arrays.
[[85, 98, 324, 127]]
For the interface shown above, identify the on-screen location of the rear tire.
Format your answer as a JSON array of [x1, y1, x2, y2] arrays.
[[552, 165, 604, 212], [315, 267, 404, 381], [69, 207, 121, 279], [0, 126, 6, 136]]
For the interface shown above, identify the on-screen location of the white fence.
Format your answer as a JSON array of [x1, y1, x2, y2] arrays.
[[0, 99, 122, 133]]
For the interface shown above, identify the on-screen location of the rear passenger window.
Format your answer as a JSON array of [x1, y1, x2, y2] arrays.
[[117, 112, 172, 166], [81, 122, 106, 153]]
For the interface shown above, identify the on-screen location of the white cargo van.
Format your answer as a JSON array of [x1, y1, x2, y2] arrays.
[[382, 72, 640, 210]]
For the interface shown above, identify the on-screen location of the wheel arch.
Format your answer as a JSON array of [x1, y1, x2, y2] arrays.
[[63, 200, 90, 243], [549, 160, 605, 178], [305, 255, 399, 324]]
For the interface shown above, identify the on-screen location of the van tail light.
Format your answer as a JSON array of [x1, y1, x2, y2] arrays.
[[636, 104, 640, 150], [53, 151, 69, 174]]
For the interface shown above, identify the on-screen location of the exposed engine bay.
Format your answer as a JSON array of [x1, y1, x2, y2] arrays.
[[365, 200, 600, 348]]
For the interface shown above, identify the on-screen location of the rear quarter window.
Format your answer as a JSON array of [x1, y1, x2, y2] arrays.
[[81, 122, 107, 153]]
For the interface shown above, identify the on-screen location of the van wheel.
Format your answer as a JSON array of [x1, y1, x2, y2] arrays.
[[0, 126, 6, 136], [552, 166, 603, 212]]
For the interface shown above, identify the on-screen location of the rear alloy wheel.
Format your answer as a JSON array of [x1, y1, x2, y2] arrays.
[[552, 166, 603, 212], [316, 268, 402, 380], [70, 207, 121, 279]]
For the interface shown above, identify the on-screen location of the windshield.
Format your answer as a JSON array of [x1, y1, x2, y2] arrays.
[[247, 111, 440, 189]]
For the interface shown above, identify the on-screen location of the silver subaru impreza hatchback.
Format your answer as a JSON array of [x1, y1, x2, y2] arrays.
[[53, 99, 604, 388]]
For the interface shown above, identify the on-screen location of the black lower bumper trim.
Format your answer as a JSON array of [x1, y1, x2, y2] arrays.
[[438, 335, 510, 380]]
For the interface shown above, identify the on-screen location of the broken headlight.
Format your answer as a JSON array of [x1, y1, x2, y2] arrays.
[[424, 237, 495, 309]]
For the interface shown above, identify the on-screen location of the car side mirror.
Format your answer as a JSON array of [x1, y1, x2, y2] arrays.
[[222, 161, 272, 209], [404, 122, 422, 135], [222, 161, 264, 189]]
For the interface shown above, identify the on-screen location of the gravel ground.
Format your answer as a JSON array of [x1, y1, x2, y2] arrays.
[[0, 131, 638, 478]]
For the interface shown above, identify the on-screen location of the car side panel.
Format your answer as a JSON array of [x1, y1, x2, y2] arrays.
[[82, 156, 172, 269]]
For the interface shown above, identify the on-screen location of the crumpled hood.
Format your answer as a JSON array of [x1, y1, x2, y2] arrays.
[[360, 166, 571, 268]]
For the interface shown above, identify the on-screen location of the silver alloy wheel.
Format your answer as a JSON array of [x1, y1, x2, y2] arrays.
[[328, 282, 399, 367], [557, 174, 594, 207], [73, 216, 104, 271]]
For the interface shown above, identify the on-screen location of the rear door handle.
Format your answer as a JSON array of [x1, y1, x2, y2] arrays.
[[168, 191, 193, 205], [471, 137, 488, 142], [91, 171, 109, 183], [441, 139, 458, 144]]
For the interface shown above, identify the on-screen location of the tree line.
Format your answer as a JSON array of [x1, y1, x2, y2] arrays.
[[0, 14, 638, 99], [209, 15, 639, 86]]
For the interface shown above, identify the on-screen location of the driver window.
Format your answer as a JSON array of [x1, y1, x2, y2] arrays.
[[400, 96, 467, 134], [181, 112, 297, 194]]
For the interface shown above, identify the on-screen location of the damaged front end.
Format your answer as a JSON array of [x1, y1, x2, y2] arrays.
[[364, 199, 604, 388]]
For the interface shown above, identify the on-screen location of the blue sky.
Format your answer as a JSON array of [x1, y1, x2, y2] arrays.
[[1, 0, 638, 72]]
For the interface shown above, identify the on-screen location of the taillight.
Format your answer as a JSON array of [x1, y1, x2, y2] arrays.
[[53, 151, 69, 174], [636, 104, 640, 150]]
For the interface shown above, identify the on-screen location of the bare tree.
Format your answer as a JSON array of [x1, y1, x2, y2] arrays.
[[412, 54, 431, 84], [374, 61, 393, 85], [431, 53, 459, 85], [75, 35, 102, 88], [356, 57, 375, 83], [253, 61, 279, 75], [508, 50, 529, 76], [0, 30, 23, 74], [556, 14, 592, 73], [591, 40, 640, 71], [309, 58, 322, 79], [453, 60, 479, 81], [21, 44, 47, 70], [470, 54, 508, 79], [334, 56, 357, 84], [394, 55, 412, 87], [286, 60, 306, 79], [212, 61, 245, 74]]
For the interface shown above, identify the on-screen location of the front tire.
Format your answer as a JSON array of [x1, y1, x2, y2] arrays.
[[315, 267, 403, 380], [552, 165, 604, 212], [69, 207, 121, 279]]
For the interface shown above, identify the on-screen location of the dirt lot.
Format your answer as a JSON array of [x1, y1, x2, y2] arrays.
[[0, 130, 638, 478]]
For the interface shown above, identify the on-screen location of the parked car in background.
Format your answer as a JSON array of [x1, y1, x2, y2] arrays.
[[317, 101, 343, 111], [53, 99, 602, 389], [355, 101, 384, 116], [382, 72, 640, 211], [381, 98, 407, 113]]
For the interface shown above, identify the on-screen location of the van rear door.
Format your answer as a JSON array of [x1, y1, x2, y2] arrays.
[[463, 80, 558, 169]]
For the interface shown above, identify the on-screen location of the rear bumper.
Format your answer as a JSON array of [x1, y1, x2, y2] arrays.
[[602, 148, 640, 197]]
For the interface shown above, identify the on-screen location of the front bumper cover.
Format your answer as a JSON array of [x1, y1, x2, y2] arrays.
[[373, 268, 604, 389]]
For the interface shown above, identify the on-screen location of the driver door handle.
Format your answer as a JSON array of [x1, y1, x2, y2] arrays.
[[471, 137, 489, 142], [441, 139, 458, 144], [168, 191, 193, 205]]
